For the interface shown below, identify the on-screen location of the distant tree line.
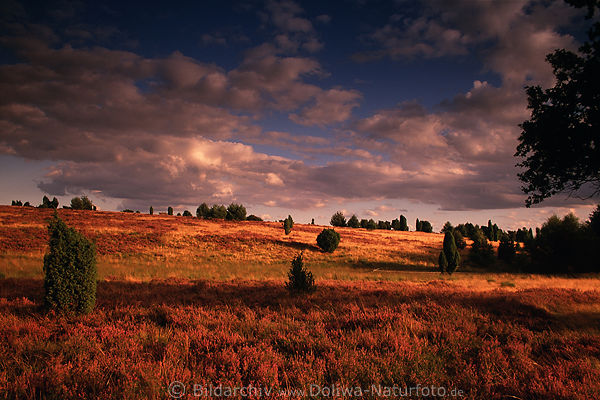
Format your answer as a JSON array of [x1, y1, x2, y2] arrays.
[[440, 206, 600, 274], [516, 207, 599, 274], [195, 202, 250, 221], [11, 200, 31, 207], [330, 211, 433, 232]]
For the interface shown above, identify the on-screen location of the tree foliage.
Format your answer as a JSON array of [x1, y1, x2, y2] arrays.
[[419, 220, 433, 233], [167, 206, 173, 216], [443, 231, 460, 274], [210, 204, 227, 219], [226, 203, 247, 220], [283, 216, 292, 235], [347, 214, 360, 228], [366, 219, 377, 230], [516, 0, 600, 206], [196, 203, 210, 218], [498, 236, 517, 263], [399, 215, 408, 231], [452, 230, 467, 250], [589, 204, 600, 235], [330, 211, 346, 227], [441, 221, 454, 234], [43, 214, 97, 314], [438, 250, 448, 274], [528, 212, 598, 273], [469, 230, 495, 267], [70, 195, 93, 210], [286, 252, 316, 293], [316, 229, 340, 253], [39, 196, 59, 209]]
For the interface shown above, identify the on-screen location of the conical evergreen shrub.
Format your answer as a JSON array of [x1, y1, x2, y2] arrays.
[[286, 252, 316, 293], [43, 214, 97, 314], [438, 251, 448, 273], [443, 231, 460, 274]]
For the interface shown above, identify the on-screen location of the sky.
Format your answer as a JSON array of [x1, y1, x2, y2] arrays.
[[0, 0, 598, 230]]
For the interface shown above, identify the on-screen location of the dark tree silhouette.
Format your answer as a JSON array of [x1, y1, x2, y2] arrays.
[[516, 0, 600, 206], [330, 211, 346, 227], [347, 214, 360, 228]]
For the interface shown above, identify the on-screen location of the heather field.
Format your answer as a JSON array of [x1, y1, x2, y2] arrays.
[[1, 206, 600, 399]]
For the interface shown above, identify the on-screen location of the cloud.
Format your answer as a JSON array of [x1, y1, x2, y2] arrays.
[[263, 0, 324, 54], [353, 0, 579, 88], [266, 0, 313, 32], [315, 14, 331, 24], [343, 0, 594, 210], [354, 16, 470, 61], [201, 33, 227, 46], [2, 0, 594, 215], [289, 88, 362, 126]]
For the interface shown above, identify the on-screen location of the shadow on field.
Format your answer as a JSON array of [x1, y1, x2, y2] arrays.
[[351, 260, 434, 272], [1, 278, 599, 332], [273, 239, 320, 252]]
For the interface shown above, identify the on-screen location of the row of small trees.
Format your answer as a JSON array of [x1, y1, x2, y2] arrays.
[[440, 206, 600, 274], [146, 202, 263, 221], [12, 195, 96, 210], [330, 211, 433, 232]]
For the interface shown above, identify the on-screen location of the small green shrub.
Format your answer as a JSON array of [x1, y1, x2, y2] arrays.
[[182, 210, 193, 217], [246, 214, 263, 221], [167, 206, 173, 216], [283, 217, 292, 235], [149, 206, 154, 215], [316, 228, 340, 253], [43, 214, 97, 314], [286, 252, 316, 293]]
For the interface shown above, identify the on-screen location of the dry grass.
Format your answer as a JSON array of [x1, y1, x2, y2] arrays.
[[1, 206, 600, 399], [1, 206, 599, 291]]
